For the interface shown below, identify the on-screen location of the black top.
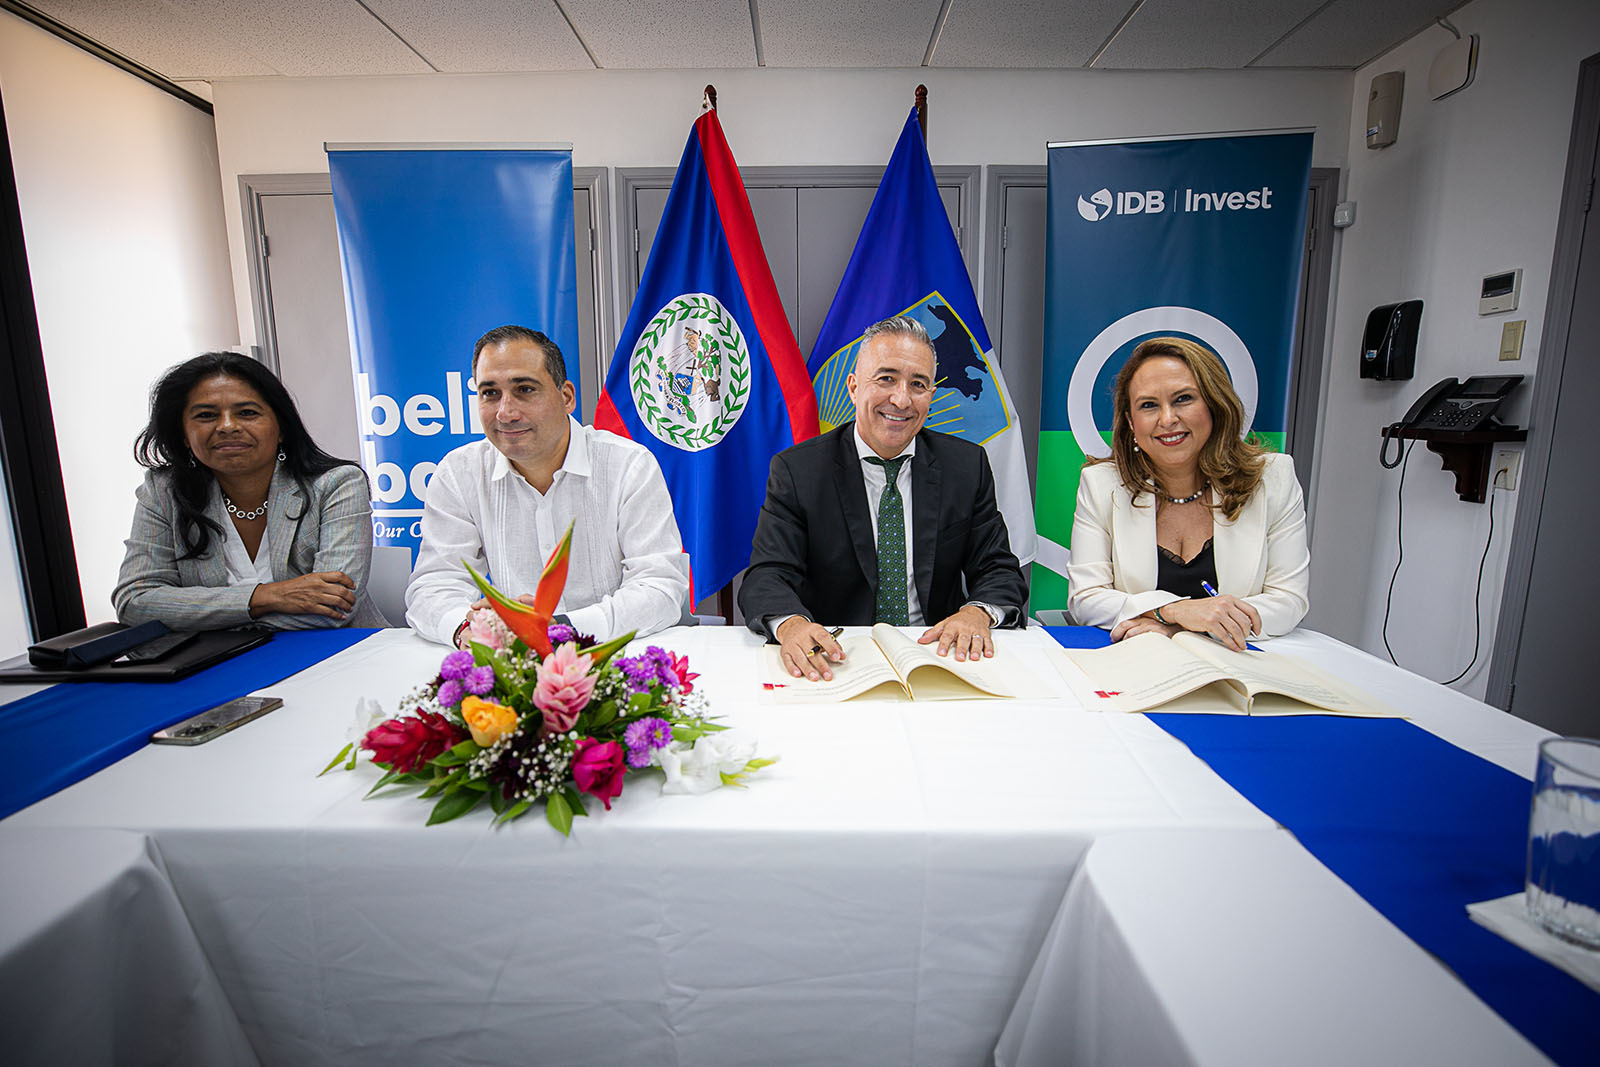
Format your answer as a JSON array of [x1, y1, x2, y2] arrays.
[[1157, 538, 1218, 601]]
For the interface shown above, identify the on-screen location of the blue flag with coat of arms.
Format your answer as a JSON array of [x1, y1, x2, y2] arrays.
[[808, 108, 1036, 565]]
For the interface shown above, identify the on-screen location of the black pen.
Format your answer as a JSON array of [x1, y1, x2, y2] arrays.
[[809, 626, 845, 656]]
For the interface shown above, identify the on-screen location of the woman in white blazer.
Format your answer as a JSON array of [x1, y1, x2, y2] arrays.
[[114, 352, 385, 630], [1066, 337, 1309, 649]]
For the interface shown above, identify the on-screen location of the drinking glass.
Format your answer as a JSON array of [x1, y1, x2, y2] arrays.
[[1526, 737, 1600, 948]]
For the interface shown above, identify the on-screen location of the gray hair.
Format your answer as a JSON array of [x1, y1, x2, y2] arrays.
[[860, 316, 933, 354]]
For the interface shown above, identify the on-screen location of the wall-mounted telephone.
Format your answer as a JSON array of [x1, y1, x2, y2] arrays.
[[1380, 374, 1524, 467]]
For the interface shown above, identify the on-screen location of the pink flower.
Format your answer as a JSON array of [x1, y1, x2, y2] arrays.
[[464, 606, 510, 652], [571, 737, 626, 810], [533, 642, 596, 734], [669, 651, 698, 694]]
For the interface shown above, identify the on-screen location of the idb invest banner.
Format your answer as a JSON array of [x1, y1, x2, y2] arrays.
[[1034, 130, 1312, 613], [328, 146, 579, 557]]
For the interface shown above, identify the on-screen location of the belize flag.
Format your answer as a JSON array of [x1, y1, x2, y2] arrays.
[[808, 109, 1036, 565], [596, 109, 817, 603]]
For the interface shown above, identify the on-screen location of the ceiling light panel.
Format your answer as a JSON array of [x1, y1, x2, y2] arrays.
[[1093, 0, 1326, 69], [363, 0, 594, 72], [561, 0, 756, 69], [757, 0, 938, 68], [932, 0, 1129, 68]]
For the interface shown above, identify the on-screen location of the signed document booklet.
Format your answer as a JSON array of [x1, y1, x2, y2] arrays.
[[761, 623, 1048, 703], [1058, 631, 1393, 716]]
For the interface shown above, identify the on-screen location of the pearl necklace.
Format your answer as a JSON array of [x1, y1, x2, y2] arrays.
[[1163, 481, 1208, 505], [223, 495, 268, 521]]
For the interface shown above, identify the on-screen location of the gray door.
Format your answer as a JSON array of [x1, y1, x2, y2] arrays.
[[258, 192, 361, 462], [1501, 89, 1599, 733], [628, 169, 972, 362], [997, 183, 1048, 492]]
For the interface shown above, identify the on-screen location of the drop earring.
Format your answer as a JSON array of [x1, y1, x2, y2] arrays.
[[277, 450, 286, 463]]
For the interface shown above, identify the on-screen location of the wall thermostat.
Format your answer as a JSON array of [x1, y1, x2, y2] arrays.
[[1480, 268, 1521, 315]]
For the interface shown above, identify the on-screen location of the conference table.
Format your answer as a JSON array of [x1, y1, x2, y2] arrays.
[[0, 624, 1565, 1065]]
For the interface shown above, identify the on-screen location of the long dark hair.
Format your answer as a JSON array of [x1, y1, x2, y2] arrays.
[[134, 353, 360, 559]]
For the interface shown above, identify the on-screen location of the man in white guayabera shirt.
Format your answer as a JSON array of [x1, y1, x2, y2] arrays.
[[405, 325, 689, 647]]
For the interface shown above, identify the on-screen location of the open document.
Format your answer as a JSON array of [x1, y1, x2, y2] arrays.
[[761, 623, 1051, 703], [1057, 631, 1396, 716]]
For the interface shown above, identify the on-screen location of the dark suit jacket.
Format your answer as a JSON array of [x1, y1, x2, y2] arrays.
[[739, 426, 1026, 637]]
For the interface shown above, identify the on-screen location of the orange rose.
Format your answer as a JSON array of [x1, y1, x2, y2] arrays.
[[460, 696, 518, 748]]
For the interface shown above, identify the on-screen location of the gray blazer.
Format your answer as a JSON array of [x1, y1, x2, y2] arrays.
[[114, 464, 387, 630]]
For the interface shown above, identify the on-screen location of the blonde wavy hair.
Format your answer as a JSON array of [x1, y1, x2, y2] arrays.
[[1091, 336, 1269, 521]]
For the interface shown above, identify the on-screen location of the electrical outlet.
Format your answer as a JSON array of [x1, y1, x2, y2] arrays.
[[1493, 449, 1520, 491]]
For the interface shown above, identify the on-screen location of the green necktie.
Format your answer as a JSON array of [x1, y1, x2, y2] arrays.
[[865, 455, 910, 626]]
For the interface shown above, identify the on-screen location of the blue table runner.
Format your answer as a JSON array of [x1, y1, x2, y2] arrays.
[[1043, 625, 1595, 1063], [0, 628, 377, 820]]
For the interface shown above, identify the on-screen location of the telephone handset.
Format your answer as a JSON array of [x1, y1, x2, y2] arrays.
[[1380, 374, 1523, 467]]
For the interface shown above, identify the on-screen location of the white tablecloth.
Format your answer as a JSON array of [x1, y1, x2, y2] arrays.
[[0, 827, 256, 1066], [0, 625, 1552, 1065], [994, 828, 1550, 1066]]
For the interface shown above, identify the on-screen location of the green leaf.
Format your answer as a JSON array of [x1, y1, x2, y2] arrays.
[[590, 700, 617, 728], [365, 769, 405, 796], [489, 787, 507, 814], [546, 791, 574, 835], [581, 630, 635, 668], [744, 757, 779, 772], [426, 788, 485, 825], [496, 799, 532, 825], [319, 743, 354, 777], [563, 786, 589, 819]]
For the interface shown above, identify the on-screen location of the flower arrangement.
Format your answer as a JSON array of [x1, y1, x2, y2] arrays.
[[324, 522, 773, 833]]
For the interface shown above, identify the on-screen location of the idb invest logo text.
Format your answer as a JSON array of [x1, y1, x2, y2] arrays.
[[1077, 185, 1275, 221]]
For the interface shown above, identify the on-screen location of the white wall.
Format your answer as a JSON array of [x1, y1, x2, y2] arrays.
[[209, 66, 1353, 347], [1307, 0, 1600, 697], [0, 11, 239, 625]]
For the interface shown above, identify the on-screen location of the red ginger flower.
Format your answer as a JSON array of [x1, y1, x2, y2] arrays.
[[363, 710, 465, 774]]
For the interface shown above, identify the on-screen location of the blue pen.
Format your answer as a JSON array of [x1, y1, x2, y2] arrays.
[[1201, 581, 1260, 649]]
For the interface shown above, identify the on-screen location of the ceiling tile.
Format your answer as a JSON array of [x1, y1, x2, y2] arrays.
[[364, 0, 593, 72], [1252, 0, 1463, 69], [28, 0, 277, 78], [1093, 0, 1327, 69], [204, 0, 435, 76], [562, 0, 756, 69], [757, 0, 938, 68], [932, 0, 1130, 68]]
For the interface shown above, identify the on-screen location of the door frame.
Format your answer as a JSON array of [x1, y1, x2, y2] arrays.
[[1486, 52, 1600, 710]]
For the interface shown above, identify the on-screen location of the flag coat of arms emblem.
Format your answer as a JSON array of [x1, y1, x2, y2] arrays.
[[597, 109, 817, 601], [808, 108, 1036, 565]]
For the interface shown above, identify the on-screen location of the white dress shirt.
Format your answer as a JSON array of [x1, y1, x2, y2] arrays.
[[853, 427, 924, 625], [222, 522, 274, 586], [405, 418, 689, 645]]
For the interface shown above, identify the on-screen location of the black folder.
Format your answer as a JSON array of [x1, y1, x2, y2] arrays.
[[0, 627, 273, 682]]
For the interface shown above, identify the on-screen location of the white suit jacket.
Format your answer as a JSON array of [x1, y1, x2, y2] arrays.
[[1065, 452, 1310, 636]]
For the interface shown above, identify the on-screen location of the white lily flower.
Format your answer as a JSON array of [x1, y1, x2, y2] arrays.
[[348, 697, 386, 749], [656, 735, 758, 795]]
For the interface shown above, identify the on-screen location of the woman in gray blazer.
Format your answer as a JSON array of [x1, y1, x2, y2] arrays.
[[114, 352, 386, 630]]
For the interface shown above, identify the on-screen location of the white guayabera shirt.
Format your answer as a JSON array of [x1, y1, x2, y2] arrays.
[[405, 418, 689, 646]]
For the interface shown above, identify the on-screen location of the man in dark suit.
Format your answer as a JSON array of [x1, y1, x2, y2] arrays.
[[739, 316, 1027, 680]]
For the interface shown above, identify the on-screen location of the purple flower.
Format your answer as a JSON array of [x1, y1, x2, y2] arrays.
[[463, 665, 495, 696], [439, 650, 475, 681], [547, 622, 577, 647], [616, 647, 677, 694], [436, 678, 464, 708], [623, 716, 675, 768]]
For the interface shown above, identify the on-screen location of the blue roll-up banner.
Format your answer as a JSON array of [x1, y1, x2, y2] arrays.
[[327, 145, 579, 558], [1034, 130, 1313, 613]]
